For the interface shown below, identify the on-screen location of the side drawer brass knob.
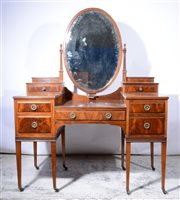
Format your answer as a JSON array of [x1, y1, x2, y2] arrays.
[[42, 87, 47, 92], [31, 121, 38, 129], [105, 112, 112, 120], [138, 86, 143, 92], [144, 104, 151, 111], [31, 104, 38, 111], [69, 112, 76, 119], [144, 122, 151, 129]]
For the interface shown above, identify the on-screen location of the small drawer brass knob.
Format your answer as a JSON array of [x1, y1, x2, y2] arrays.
[[105, 112, 112, 120], [31, 104, 38, 111], [42, 87, 46, 92], [144, 122, 151, 129], [144, 104, 151, 111], [70, 112, 76, 119], [138, 86, 143, 92], [31, 121, 38, 129]]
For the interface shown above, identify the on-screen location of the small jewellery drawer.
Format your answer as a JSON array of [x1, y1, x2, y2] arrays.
[[26, 83, 63, 93], [56, 111, 126, 121], [18, 117, 51, 133], [18, 103, 51, 112], [129, 101, 165, 113], [129, 117, 164, 135], [124, 84, 158, 93]]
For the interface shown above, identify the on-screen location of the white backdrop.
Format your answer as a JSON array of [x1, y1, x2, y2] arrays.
[[0, 0, 179, 155]]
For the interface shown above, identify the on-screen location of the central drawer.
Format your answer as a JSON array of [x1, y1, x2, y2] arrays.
[[56, 111, 126, 121], [129, 117, 164, 135], [18, 117, 51, 133]]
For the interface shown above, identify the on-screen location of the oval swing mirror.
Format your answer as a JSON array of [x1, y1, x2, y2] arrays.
[[64, 8, 122, 96]]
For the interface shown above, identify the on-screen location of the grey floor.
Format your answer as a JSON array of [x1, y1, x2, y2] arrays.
[[0, 154, 180, 200]]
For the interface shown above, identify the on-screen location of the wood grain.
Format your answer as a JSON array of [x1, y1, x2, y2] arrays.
[[18, 103, 51, 112], [18, 117, 51, 133]]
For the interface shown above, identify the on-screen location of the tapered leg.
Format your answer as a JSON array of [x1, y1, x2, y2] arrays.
[[150, 142, 155, 170], [61, 127, 68, 170], [16, 141, 23, 191], [33, 142, 39, 169], [126, 142, 131, 194], [51, 141, 58, 192], [121, 129, 125, 170], [161, 142, 167, 194]]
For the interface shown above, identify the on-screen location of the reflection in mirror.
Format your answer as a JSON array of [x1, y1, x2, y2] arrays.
[[64, 8, 122, 93]]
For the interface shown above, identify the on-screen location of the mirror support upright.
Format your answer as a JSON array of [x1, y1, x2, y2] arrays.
[[122, 43, 127, 83], [59, 44, 64, 83]]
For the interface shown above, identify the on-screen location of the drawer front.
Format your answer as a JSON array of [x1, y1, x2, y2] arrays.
[[27, 85, 62, 93], [130, 102, 165, 113], [18, 117, 51, 133], [18, 103, 51, 112], [56, 111, 126, 121], [124, 85, 158, 92], [129, 117, 164, 135]]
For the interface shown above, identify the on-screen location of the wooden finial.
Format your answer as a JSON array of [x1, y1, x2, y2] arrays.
[[122, 43, 127, 83], [59, 44, 63, 83]]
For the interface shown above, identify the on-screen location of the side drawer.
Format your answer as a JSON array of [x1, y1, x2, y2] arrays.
[[123, 84, 158, 93], [18, 117, 51, 133], [129, 117, 164, 135], [18, 103, 51, 112], [129, 101, 165, 113], [26, 83, 63, 93], [55, 111, 126, 121]]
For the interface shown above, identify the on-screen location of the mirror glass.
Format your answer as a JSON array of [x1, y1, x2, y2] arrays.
[[64, 8, 122, 93]]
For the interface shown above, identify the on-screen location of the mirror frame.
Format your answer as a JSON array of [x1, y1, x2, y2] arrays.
[[63, 8, 122, 96]]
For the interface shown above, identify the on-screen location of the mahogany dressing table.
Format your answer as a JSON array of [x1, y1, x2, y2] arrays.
[[13, 8, 168, 194]]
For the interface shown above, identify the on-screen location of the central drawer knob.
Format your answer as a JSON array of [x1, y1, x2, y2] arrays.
[[31, 104, 38, 111], [105, 112, 112, 120], [69, 112, 76, 119], [144, 122, 151, 129], [144, 104, 151, 111], [31, 121, 38, 129]]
